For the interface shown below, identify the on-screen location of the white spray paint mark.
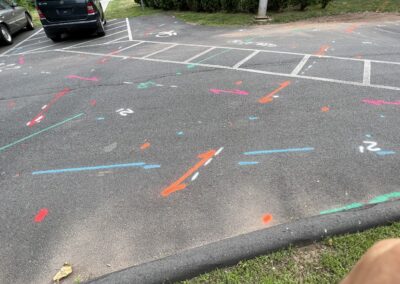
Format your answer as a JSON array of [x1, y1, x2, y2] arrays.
[[191, 172, 199, 181]]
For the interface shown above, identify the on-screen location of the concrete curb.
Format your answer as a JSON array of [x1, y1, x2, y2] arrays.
[[88, 200, 400, 284]]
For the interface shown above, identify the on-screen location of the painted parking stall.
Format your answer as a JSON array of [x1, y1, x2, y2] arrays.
[[1, 15, 400, 283]]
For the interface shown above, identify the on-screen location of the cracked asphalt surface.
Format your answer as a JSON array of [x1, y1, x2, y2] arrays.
[[1, 14, 400, 283]]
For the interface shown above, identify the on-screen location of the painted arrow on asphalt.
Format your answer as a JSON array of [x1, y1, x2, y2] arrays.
[[258, 80, 291, 104], [209, 89, 249, 96], [161, 149, 217, 197]]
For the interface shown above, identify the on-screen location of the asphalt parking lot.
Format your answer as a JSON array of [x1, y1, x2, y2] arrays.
[[1, 15, 400, 283]]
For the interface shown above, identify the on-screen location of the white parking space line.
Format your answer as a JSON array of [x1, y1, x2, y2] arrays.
[[184, 47, 216, 63], [63, 30, 127, 50], [108, 19, 117, 22], [142, 44, 178, 59], [13, 40, 49, 50], [24, 35, 48, 42], [363, 60, 371, 86], [106, 25, 127, 32], [56, 48, 400, 92], [70, 36, 132, 49], [126, 18, 132, 41], [291, 54, 311, 75], [0, 28, 43, 56], [22, 43, 58, 54], [106, 21, 126, 27], [232, 50, 260, 69], [375, 27, 400, 35]]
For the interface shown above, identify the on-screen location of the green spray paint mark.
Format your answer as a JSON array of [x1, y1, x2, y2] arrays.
[[320, 191, 400, 215], [187, 49, 232, 69], [0, 113, 84, 153], [320, 203, 363, 215], [137, 81, 157, 89], [368, 192, 400, 204]]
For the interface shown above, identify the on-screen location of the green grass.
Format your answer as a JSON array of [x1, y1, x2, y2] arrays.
[[105, 0, 158, 19], [267, 0, 400, 24], [182, 222, 400, 283], [171, 11, 254, 26]]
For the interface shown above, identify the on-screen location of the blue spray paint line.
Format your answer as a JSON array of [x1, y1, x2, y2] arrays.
[[376, 150, 396, 156], [96, 117, 105, 120], [320, 203, 363, 215], [238, 161, 259, 166], [187, 49, 232, 69], [176, 131, 184, 136], [244, 147, 314, 156], [143, 164, 161, 169], [32, 162, 148, 175], [248, 116, 259, 120], [0, 113, 84, 153], [368, 192, 400, 204]]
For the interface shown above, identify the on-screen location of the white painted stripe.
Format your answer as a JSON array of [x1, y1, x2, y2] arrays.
[[24, 35, 48, 42], [204, 158, 213, 166], [375, 27, 400, 35], [126, 18, 132, 41], [363, 60, 371, 85], [215, 147, 224, 156], [113, 41, 143, 53], [69, 36, 132, 49], [232, 50, 260, 69], [107, 19, 117, 22], [291, 54, 311, 75], [106, 25, 127, 32], [22, 43, 57, 54], [56, 49, 400, 92], [142, 44, 177, 58], [191, 172, 199, 181], [1, 28, 43, 56], [104, 35, 129, 44], [63, 30, 127, 50], [184, 47, 216, 63], [12, 40, 49, 49], [106, 21, 126, 27]]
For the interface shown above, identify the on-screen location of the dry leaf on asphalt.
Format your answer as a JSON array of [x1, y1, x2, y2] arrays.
[[53, 263, 72, 282]]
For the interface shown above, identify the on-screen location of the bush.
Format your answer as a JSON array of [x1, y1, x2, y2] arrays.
[[221, 0, 240, 12], [186, 0, 202, 11], [268, 0, 289, 12], [291, 0, 309, 11], [200, 0, 221, 12], [320, 0, 331, 9]]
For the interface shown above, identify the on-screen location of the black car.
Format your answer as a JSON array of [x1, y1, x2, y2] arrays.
[[0, 0, 34, 45], [36, 0, 106, 42]]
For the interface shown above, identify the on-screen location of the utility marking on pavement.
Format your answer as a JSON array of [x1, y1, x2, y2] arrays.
[[32, 162, 160, 175], [238, 161, 259, 166], [126, 18, 133, 41], [142, 44, 178, 59], [262, 214, 273, 224], [140, 142, 151, 150], [345, 24, 359, 34], [210, 89, 249, 96], [376, 150, 396, 156], [161, 149, 218, 197], [314, 44, 330, 56], [34, 208, 49, 223], [244, 147, 314, 156], [0, 113, 84, 153], [66, 75, 99, 81], [55, 49, 400, 92], [183, 47, 216, 63], [26, 88, 71, 127], [362, 99, 400, 106], [259, 81, 291, 104], [18, 55, 25, 65], [321, 106, 330, 112], [187, 48, 232, 69]]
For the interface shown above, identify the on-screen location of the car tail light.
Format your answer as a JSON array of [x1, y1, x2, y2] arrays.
[[36, 7, 46, 20], [87, 2, 95, 15]]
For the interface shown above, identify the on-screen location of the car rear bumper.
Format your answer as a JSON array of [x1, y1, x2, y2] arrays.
[[42, 19, 99, 34]]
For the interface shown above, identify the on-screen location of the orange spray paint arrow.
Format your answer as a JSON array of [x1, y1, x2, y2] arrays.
[[258, 81, 291, 104], [161, 149, 217, 197]]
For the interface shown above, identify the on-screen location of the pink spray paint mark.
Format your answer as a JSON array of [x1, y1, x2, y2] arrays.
[[66, 75, 99, 82], [362, 99, 400, 106], [90, 99, 97, 106], [209, 89, 249, 96], [34, 208, 48, 223], [26, 88, 71, 127], [19, 55, 25, 65]]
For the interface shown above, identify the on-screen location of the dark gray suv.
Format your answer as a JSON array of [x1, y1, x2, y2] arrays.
[[0, 0, 34, 45], [36, 0, 106, 42]]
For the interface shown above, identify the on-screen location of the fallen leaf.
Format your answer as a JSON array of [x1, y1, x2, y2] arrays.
[[53, 263, 72, 282]]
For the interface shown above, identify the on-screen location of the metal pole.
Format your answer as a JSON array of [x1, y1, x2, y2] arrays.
[[140, 0, 144, 10], [256, 0, 269, 20]]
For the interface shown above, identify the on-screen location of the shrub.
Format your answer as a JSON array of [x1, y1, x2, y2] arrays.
[[186, 0, 202, 11], [320, 0, 331, 9], [268, 0, 289, 12], [291, 0, 309, 11], [200, 0, 221, 12], [237, 0, 258, 12], [220, 0, 240, 12]]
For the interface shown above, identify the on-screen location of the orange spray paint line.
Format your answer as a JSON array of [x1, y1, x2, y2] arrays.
[[235, 80, 243, 86], [345, 24, 358, 34], [140, 142, 151, 150], [258, 81, 291, 104], [98, 50, 122, 64], [161, 149, 216, 197], [314, 44, 330, 56], [321, 106, 330, 112]]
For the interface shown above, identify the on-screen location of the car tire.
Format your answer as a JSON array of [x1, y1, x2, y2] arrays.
[[97, 18, 105, 37], [0, 24, 13, 45], [25, 13, 34, 31]]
